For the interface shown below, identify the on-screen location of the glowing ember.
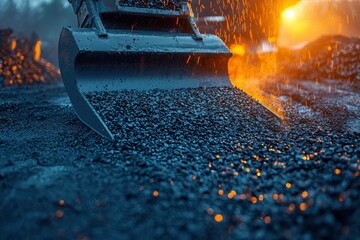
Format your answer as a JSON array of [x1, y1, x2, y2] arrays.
[[56, 210, 64, 218], [0, 28, 60, 87], [302, 191, 309, 198], [335, 168, 342, 175], [227, 190, 237, 199], [58, 200, 65, 206], [288, 203, 296, 212], [214, 214, 223, 222], [10, 39, 16, 51], [33, 40, 41, 62], [273, 193, 279, 200], [258, 195, 264, 201], [299, 202, 307, 211]]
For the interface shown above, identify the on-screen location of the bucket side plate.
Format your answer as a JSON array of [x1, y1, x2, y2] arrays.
[[59, 27, 232, 140]]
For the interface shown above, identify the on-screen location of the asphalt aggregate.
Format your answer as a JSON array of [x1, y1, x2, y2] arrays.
[[118, 0, 182, 10], [82, 86, 360, 239], [0, 83, 359, 240], [0, 36, 359, 239]]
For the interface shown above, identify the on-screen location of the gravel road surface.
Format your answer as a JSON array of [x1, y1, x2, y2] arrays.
[[0, 81, 359, 239]]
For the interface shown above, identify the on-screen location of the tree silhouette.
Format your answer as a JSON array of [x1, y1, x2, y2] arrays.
[[0, 0, 75, 43]]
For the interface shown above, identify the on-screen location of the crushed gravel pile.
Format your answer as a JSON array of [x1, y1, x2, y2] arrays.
[[86, 87, 280, 149], [282, 35, 360, 82], [118, 0, 184, 10], [0, 29, 60, 87], [82, 87, 360, 239]]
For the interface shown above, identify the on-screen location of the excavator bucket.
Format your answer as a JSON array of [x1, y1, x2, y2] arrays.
[[58, 0, 232, 140]]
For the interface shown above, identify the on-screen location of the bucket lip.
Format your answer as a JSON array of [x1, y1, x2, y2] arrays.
[[66, 26, 194, 37], [61, 27, 232, 55], [64, 26, 224, 39], [116, 6, 190, 17]]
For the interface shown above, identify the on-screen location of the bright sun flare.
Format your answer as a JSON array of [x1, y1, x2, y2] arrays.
[[283, 9, 296, 20]]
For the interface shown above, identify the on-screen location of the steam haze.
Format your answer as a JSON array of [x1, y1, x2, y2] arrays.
[[278, 0, 360, 47]]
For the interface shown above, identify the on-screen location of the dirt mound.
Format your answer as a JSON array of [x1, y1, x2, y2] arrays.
[[0, 28, 60, 87], [281, 35, 360, 82]]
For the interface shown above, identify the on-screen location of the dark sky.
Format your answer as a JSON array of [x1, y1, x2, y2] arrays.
[[2, 0, 70, 8]]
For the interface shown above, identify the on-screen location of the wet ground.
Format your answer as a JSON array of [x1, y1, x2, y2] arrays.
[[0, 75, 359, 239]]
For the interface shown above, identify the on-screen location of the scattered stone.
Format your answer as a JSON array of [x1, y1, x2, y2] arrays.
[[118, 0, 185, 10], [0, 28, 60, 87]]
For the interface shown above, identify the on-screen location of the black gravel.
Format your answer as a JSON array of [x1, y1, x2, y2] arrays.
[[87, 87, 281, 151], [0, 38, 359, 239], [79, 86, 360, 239], [118, 0, 183, 10]]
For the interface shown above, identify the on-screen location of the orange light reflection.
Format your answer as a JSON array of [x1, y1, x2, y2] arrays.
[[228, 47, 285, 119]]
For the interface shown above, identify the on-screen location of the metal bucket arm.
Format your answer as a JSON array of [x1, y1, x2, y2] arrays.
[[68, 0, 203, 40]]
